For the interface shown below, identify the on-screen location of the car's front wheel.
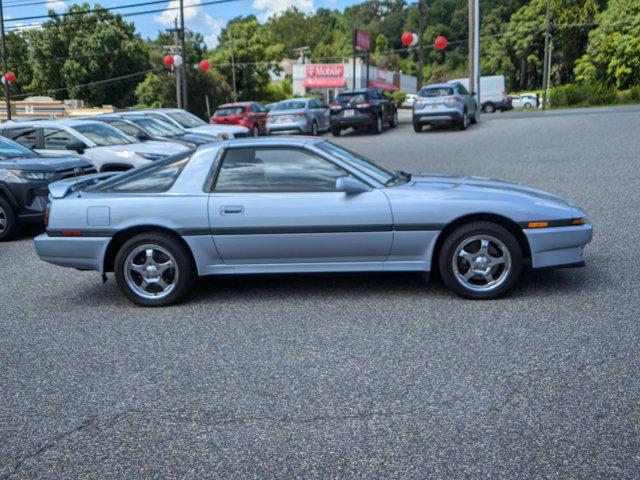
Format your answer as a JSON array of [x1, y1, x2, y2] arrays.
[[372, 115, 383, 134], [0, 197, 19, 241], [389, 109, 398, 128], [458, 111, 469, 130], [438, 221, 523, 299], [114, 232, 195, 307]]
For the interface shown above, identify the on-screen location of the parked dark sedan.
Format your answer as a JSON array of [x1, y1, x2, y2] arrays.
[[0, 136, 94, 240], [330, 88, 398, 136]]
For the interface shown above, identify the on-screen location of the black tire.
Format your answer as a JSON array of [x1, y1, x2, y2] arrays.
[[524, 102, 532, 108], [252, 125, 259, 137], [438, 221, 523, 300], [413, 121, 423, 133], [114, 232, 195, 307], [331, 126, 341, 137], [372, 115, 383, 134], [469, 105, 478, 124], [0, 196, 19, 241], [458, 110, 469, 130], [389, 109, 398, 128], [483, 102, 496, 114], [310, 121, 318, 136]]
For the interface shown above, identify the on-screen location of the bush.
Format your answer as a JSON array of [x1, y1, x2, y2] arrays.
[[547, 82, 639, 107], [391, 90, 407, 107]]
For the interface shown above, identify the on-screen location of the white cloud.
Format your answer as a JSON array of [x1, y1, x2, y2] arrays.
[[45, 0, 65, 10], [252, 0, 315, 22], [155, 0, 224, 48]]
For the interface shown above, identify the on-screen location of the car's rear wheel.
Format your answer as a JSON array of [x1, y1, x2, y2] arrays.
[[114, 232, 195, 307], [458, 111, 469, 130], [0, 197, 19, 241], [310, 121, 318, 136], [483, 102, 496, 113], [390, 109, 398, 128], [470, 106, 478, 124], [438, 221, 522, 299], [372, 115, 383, 134], [413, 122, 423, 133], [252, 125, 259, 137]]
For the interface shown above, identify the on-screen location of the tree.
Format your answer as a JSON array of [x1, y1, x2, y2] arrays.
[[209, 16, 285, 100], [4, 32, 33, 97], [27, 3, 150, 107], [575, 0, 640, 89], [136, 31, 231, 119]]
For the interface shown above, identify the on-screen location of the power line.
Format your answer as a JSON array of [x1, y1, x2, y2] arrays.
[[6, 0, 171, 22]]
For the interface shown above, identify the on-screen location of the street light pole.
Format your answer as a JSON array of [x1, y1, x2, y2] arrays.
[[542, 0, 551, 109], [417, 0, 426, 90], [229, 27, 237, 101], [0, 0, 11, 121], [179, 0, 188, 109]]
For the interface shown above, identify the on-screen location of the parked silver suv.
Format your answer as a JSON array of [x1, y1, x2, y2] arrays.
[[412, 82, 478, 132]]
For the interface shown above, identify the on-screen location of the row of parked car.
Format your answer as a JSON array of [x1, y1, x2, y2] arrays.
[[210, 87, 399, 137], [0, 108, 252, 241]]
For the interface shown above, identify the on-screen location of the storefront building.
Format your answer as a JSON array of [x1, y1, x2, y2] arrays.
[[292, 60, 418, 102]]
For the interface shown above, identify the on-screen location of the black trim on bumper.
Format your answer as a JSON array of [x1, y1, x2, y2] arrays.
[[518, 219, 587, 229], [533, 261, 586, 270]]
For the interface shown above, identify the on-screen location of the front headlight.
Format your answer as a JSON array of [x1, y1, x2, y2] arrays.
[[136, 152, 165, 161], [9, 169, 57, 181]]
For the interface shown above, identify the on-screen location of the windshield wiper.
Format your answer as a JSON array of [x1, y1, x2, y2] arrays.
[[385, 170, 411, 186]]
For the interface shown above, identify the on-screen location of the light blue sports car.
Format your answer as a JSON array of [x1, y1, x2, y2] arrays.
[[35, 137, 592, 306]]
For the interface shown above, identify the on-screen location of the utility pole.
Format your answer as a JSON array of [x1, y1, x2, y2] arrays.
[[542, 0, 551, 109], [0, 0, 11, 121], [468, 0, 475, 95], [179, 0, 188, 109], [417, 0, 426, 90], [229, 27, 237, 101], [473, 0, 480, 111], [172, 21, 182, 109], [352, 29, 357, 90]]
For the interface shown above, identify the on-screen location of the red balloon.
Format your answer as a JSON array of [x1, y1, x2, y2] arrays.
[[401, 32, 414, 47], [435, 35, 447, 50], [164, 55, 174, 67], [4, 72, 15, 84], [198, 59, 211, 71]]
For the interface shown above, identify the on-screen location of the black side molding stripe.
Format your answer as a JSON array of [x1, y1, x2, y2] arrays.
[[518, 219, 584, 229], [47, 229, 117, 238]]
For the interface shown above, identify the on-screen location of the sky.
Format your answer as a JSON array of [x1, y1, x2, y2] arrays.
[[4, 0, 363, 48]]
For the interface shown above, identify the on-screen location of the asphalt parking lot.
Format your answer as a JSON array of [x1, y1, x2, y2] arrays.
[[1, 105, 639, 478]]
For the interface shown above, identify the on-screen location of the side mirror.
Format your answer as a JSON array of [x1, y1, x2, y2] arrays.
[[336, 176, 371, 194], [65, 140, 86, 155], [135, 130, 151, 141]]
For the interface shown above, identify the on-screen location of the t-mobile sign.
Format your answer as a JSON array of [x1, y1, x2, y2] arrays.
[[306, 64, 345, 77]]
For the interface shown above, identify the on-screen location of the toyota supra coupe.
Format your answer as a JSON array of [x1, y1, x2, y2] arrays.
[[35, 137, 592, 306]]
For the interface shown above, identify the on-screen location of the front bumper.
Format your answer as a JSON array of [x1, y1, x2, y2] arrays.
[[34, 233, 111, 273], [524, 224, 593, 269]]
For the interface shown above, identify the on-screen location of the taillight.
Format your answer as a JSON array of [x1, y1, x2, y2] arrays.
[[502, 91, 507, 98], [292, 113, 305, 118], [44, 203, 51, 227], [415, 99, 427, 107], [356, 102, 372, 109], [330, 104, 341, 110], [444, 96, 463, 104]]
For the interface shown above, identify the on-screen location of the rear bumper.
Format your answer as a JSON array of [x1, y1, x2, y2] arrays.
[[34, 233, 110, 273], [330, 112, 375, 128], [413, 109, 461, 124], [525, 224, 593, 269], [267, 120, 308, 134]]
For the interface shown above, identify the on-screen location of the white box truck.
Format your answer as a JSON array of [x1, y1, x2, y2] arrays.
[[449, 75, 512, 113]]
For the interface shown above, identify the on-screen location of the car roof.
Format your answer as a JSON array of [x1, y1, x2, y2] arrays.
[[0, 118, 106, 128], [217, 102, 254, 108], [277, 97, 310, 103], [222, 136, 322, 148], [339, 88, 377, 94], [422, 83, 457, 89]]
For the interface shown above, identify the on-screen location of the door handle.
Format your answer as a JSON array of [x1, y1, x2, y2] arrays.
[[220, 205, 244, 215]]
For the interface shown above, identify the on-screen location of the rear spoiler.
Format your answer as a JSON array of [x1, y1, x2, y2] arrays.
[[49, 172, 120, 199]]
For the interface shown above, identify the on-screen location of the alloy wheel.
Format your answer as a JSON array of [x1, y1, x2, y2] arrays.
[[452, 234, 512, 293], [311, 122, 318, 136], [0, 205, 6, 234], [124, 244, 179, 300]]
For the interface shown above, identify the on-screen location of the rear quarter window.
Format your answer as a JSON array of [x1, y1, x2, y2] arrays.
[[91, 152, 192, 193]]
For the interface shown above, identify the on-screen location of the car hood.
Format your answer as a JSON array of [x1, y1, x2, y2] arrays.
[[0, 154, 92, 172], [404, 174, 579, 209]]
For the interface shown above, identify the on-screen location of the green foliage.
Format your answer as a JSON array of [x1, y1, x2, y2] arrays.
[[27, 3, 150, 107], [4, 32, 33, 96], [209, 16, 285, 101], [547, 81, 640, 106], [262, 77, 293, 103], [391, 90, 407, 107], [574, 0, 640, 89]]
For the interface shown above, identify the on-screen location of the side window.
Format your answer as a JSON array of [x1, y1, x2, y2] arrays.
[[249, 104, 259, 113], [43, 128, 77, 149], [3, 128, 37, 148], [459, 85, 470, 95], [214, 148, 346, 193], [101, 156, 191, 192]]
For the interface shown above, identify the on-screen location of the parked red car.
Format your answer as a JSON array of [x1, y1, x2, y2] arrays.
[[210, 102, 268, 136]]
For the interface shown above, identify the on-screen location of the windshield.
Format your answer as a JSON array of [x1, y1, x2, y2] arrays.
[[132, 117, 184, 136], [315, 141, 397, 185], [167, 111, 206, 128], [0, 136, 37, 159], [419, 87, 454, 97], [215, 107, 245, 116], [273, 101, 306, 111], [74, 123, 136, 146]]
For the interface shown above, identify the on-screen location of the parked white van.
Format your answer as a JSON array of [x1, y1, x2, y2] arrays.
[[449, 75, 512, 113]]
